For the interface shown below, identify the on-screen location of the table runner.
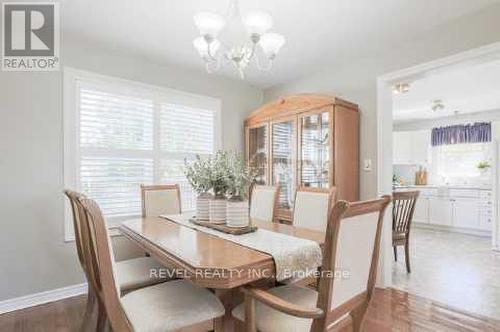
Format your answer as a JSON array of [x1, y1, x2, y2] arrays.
[[160, 214, 322, 282]]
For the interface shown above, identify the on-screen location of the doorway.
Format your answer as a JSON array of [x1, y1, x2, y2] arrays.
[[377, 42, 500, 318]]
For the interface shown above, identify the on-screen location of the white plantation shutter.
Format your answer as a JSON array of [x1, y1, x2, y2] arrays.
[[65, 69, 220, 234], [159, 103, 217, 211], [79, 88, 154, 150], [77, 84, 155, 220], [80, 156, 154, 218], [160, 103, 215, 154], [159, 158, 196, 211]]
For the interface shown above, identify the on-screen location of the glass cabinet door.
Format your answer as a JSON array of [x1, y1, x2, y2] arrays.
[[272, 120, 296, 210], [300, 112, 329, 188], [248, 124, 268, 184]]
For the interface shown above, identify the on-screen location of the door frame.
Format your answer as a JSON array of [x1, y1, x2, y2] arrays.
[[376, 41, 500, 288]]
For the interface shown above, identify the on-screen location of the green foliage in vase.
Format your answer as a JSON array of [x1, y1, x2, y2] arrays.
[[185, 151, 256, 199], [225, 151, 257, 201], [209, 150, 232, 197], [184, 155, 212, 195], [477, 160, 491, 170]]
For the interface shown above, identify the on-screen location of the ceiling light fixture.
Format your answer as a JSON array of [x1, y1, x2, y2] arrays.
[[193, 0, 285, 79], [431, 99, 445, 112], [392, 83, 410, 94]]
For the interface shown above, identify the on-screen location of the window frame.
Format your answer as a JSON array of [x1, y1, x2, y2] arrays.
[[63, 67, 221, 241]]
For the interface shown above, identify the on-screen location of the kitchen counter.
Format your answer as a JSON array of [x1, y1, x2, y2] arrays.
[[392, 183, 493, 234], [393, 184, 492, 191]]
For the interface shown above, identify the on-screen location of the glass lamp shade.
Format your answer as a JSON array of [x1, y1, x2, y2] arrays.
[[193, 37, 220, 57], [259, 33, 285, 57], [242, 11, 273, 36], [193, 12, 225, 37]]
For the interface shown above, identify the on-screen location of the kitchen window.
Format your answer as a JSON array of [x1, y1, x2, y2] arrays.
[[64, 68, 221, 240], [432, 142, 492, 181]]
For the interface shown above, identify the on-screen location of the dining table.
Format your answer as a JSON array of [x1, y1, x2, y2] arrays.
[[120, 214, 325, 332]]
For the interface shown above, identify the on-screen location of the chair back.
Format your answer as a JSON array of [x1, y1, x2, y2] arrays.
[[292, 187, 336, 232], [79, 197, 133, 332], [313, 196, 391, 330], [63, 190, 88, 270], [392, 191, 419, 236], [249, 185, 280, 223], [141, 184, 181, 217]]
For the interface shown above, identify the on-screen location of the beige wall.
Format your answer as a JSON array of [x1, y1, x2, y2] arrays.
[[264, 4, 500, 200], [0, 41, 262, 301]]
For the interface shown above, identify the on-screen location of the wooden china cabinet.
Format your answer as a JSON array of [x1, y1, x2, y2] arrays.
[[245, 94, 359, 223]]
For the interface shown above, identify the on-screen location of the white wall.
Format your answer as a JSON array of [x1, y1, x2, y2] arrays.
[[264, 4, 500, 200], [394, 109, 500, 132], [0, 40, 263, 301]]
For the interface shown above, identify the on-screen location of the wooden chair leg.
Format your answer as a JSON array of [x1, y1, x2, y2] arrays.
[[404, 241, 411, 273], [350, 303, 368, 332], [393, 246, 397, 261], [96, 300, 108, 332], [80, 286, 96, 332], [244, 294, 256, 332]]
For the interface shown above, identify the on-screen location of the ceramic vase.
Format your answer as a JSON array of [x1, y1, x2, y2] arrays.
[[209, 195, 226, 224], [196, 193, 211, 221], [226, 199, 250, 228]]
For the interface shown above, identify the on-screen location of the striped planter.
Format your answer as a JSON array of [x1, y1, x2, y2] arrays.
[[196, 193, 211, 221], [209, 196, 226, 224], [226, 200, 249, 228]]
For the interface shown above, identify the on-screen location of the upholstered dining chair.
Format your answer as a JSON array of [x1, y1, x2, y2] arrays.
[[392, 190, 419, 273], [79, 197, 225, 332], [249, 184, 280, 223], [281, 187, 337, 287], [64, 190, 171, 331], [232, 196, 392, 332], [141, 184, 182, 217], [293, 187, 337, 232]]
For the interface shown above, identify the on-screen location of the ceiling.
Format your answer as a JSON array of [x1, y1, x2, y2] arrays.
[[61, 0, 499, 88], [393, 59, 500, 122]]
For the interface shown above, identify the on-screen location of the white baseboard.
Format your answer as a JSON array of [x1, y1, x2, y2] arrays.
[[413, 223, 491, 237], [0, 283, 87, 315]]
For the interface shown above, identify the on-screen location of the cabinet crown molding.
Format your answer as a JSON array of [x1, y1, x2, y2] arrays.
[[245, 94, 358, 126]]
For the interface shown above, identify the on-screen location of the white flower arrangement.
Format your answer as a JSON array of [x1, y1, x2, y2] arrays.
[[225, 151, 257, 201], [185, 151, 256, 200], [184, 155, 212, 195]]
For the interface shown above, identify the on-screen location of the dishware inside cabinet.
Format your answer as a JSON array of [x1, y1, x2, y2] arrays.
[[300, 111, 330, 188], [272, 119, 296, 210], [248, 124, 268, 185]]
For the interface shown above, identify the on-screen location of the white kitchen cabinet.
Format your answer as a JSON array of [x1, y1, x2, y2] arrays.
[[412, 130, 431, 164], [409, 187, 493, 234], [452, 199, 480, 229], [479, 212, 493, 231], [478, 199, 493, 231], [393, 130, 430, 165], [413, 197, 429, 223], [428, 198, 452, 226], [393, 131, 413, 164]]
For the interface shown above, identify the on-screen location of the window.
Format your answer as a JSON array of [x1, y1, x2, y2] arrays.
[[64, 68, 220, 240], [432, 142, 492, 182]]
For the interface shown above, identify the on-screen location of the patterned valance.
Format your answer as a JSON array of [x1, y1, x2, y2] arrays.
[[431, 122, 491, 146]]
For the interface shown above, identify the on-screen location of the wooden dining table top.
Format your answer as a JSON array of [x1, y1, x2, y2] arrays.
[[120, 215, 325, 289]]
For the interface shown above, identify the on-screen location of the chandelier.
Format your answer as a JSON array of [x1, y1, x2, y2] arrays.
[[193, 0, 285, 79]]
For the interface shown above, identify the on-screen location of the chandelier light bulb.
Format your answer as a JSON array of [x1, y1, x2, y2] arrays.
[[193, 12, 226, 37], [242, 11, 273, 36], [259, 33, 285, 58], [193, 37, 220, 58]]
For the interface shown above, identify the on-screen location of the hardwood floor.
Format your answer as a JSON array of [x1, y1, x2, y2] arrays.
[[1, 288, 499, 331]]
